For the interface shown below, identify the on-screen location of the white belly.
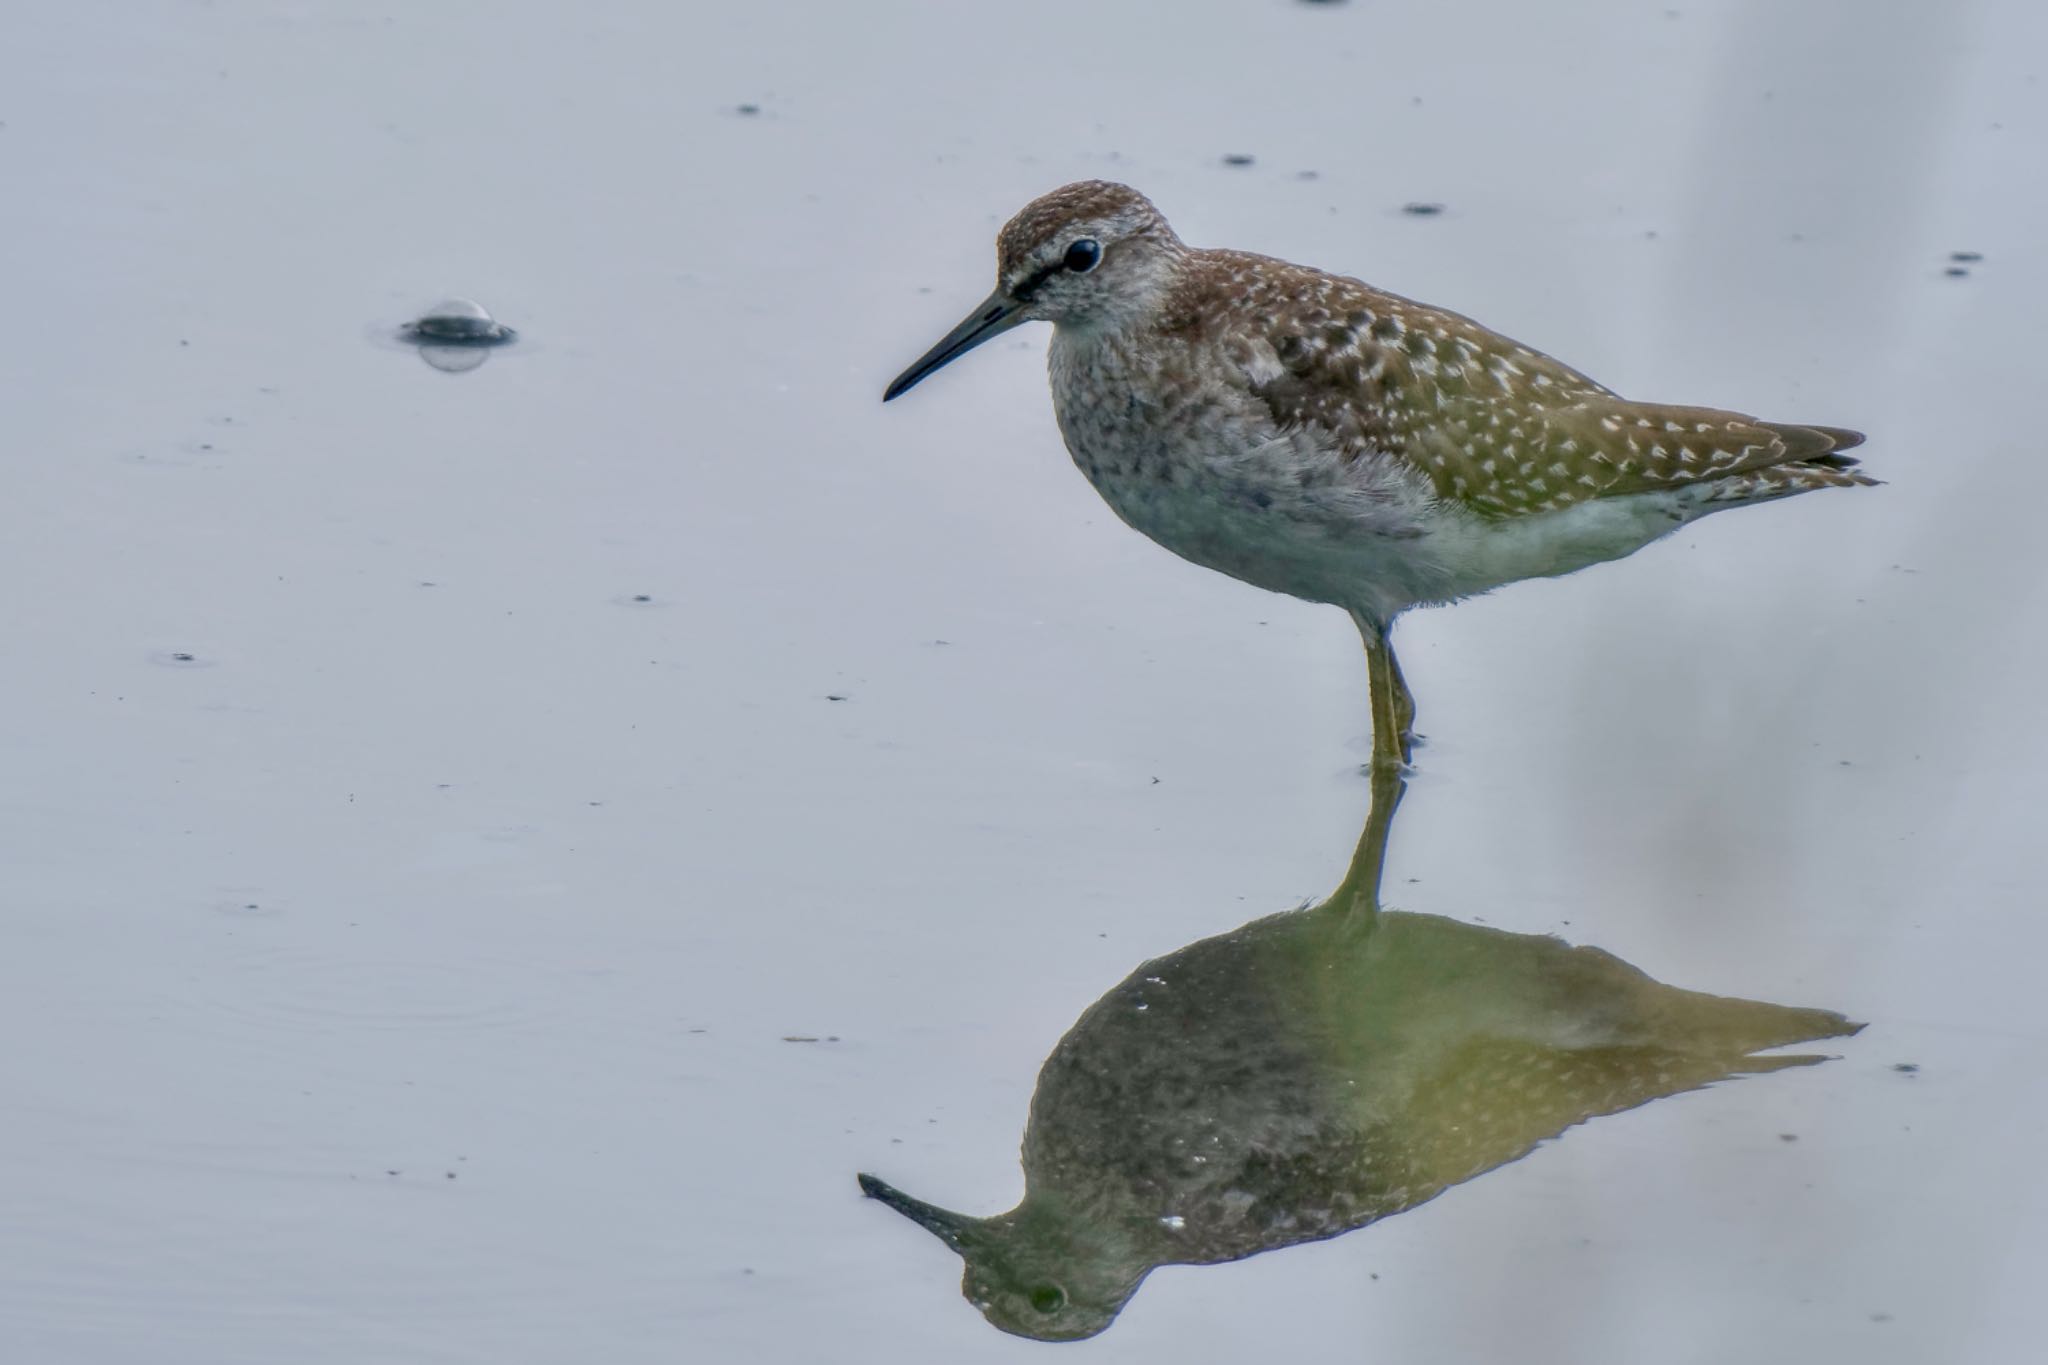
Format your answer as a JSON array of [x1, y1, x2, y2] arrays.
[[1079, 456, 1693, 618]]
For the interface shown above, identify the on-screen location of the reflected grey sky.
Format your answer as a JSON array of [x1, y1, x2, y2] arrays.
[[0, 2, 2040, 1363]]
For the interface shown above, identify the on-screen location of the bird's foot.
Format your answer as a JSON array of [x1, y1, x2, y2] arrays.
[[1362, 726, 1422, 772], [1362, 750, 1415, 778]]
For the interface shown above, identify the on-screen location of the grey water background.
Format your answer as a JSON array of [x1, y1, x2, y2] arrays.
[[1, 1, 2041, 1361]]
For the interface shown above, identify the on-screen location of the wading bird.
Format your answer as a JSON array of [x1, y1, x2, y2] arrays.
[[885, 182, 1871, 766]]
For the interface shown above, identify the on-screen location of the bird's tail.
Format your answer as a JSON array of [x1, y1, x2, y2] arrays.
[[1703, 423, 1879, 503]]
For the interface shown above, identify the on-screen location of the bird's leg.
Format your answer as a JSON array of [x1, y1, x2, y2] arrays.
[[1327, 752, 1408, 921], [1384, 635, 1416, 742], [1351, 612, 1414, 770]]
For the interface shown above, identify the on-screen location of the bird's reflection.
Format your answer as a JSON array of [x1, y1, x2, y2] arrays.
[[859, 766, 1859, 1341]]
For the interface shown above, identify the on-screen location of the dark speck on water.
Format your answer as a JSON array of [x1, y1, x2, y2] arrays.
[[1402, 202, 1446, 216], [1222, 153, 1256, 167], [825, 694, 847, 702], [736, 103, 761, 115], [1893, 1062, 1919, 1073], [1950, 250, 1983, 262], [1945, 266, 1970, 277]]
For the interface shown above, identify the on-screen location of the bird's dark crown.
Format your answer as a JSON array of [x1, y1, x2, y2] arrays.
[[995, 181, 1177, 286]]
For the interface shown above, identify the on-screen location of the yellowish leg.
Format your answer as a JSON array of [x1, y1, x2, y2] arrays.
[[1385, 635, 1416, 742], [1326, 755, 1408, 921], [1352, 612, 1414, 771]]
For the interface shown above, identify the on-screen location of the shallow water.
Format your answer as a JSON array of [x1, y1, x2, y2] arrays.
[[2, 2, 2043, 1362]]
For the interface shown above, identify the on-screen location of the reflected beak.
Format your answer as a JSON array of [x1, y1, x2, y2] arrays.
[[883, 288, 1027, 401], [857, 1172, 978, 1253]]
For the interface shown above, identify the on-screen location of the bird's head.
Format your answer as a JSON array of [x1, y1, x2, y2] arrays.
[[856, 1171, 1148, 1341], [884, 181, 1183, 401]]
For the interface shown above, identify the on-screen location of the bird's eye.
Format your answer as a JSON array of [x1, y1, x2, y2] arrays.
[[1028, 1284, 1067, 1314], [1063, 239, 1102, 273]]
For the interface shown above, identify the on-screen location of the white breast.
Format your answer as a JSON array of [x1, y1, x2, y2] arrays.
[[1048, 328, 1452, 615]]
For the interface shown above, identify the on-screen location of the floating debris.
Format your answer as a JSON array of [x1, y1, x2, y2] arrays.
[[736, 103, 761, 116], [1401, 202, 1446, 217], [1221, 153, 1256, 167], [1944, 266, 1970, 278], [1949, 250, 1982, 262], [405, 298, 515, 344], [396, 299, 517, 373]]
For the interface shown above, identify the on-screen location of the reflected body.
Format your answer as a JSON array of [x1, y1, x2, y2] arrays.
[[859, 769, 1860, 1341], [885, 182, 1873, 765]]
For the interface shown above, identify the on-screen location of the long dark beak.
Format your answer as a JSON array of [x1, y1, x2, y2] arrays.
[[857, 1172, 979, 1252], [883, 288, 1027, 401]]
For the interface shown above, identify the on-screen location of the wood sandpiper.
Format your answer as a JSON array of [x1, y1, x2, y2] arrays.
[[884, 181, 1874, 767]]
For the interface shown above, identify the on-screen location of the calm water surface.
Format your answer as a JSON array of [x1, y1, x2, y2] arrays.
[[1, 2, 2041, 1363]]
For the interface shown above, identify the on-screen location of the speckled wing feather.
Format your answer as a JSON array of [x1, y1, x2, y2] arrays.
[[1216, 254, 1873, 518]]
